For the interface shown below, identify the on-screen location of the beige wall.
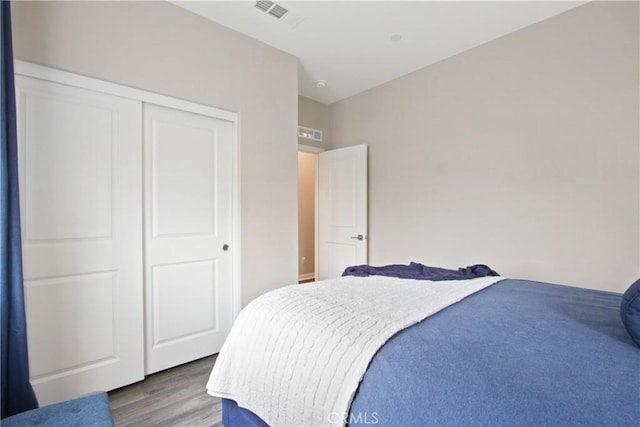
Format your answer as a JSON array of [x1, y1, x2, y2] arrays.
[[298, 152, 316, 279], [12, 1, 299, 305], [298, 95, 330, 148], [329, 1, 639, 292]]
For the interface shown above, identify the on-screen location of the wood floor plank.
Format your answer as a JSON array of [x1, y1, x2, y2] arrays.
[[109, 355, 220, 427]]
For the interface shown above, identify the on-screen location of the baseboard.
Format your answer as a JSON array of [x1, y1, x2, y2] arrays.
[[298, 273, 315, 282]]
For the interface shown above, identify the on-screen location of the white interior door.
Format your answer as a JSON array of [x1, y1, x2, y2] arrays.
[[16, 75, 144, 405], [318, 144, 368, 280], [144, 104, 233, 374]]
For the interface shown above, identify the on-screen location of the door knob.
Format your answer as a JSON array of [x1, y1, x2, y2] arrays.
[[222, 244, 229, 251], [351, 235, 365, 241]]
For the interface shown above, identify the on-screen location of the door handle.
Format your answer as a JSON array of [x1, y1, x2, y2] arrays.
[[351, 234, 365, 241]]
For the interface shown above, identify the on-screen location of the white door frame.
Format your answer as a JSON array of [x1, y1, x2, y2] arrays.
[[14, 60, 242, 320], [298, 144, 324, 281], [298, 144, 324, 154]]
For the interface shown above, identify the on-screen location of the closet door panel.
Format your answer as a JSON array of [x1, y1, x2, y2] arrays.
[[16, 75, 144, 405], [152, 120, 216, 236], [144, 104, 233, 374]]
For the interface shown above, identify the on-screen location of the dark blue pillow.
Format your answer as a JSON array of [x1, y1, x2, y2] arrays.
[[620, 279, 640, 347]]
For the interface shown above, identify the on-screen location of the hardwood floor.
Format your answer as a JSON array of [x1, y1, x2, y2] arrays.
[[109, 355, 221, 427]]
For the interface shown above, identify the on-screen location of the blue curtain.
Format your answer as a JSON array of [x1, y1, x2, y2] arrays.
[[1, 1, 39, 418]]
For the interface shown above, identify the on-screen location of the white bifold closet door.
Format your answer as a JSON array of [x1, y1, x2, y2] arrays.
[[143, 104, 233, 374], [16, 75, 144, 405]]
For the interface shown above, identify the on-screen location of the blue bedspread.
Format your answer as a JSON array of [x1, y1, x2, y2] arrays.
[[221, 279, 640, 426]]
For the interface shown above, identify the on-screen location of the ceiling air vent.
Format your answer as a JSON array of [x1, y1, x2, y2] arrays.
[[254, 1, 274, 13], [254, 1, 287, 19], [269, 4, 288, 19], [253, 1, 305, 28]]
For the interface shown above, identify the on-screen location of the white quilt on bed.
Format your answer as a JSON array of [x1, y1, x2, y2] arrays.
[[206, 275, 503, 427]]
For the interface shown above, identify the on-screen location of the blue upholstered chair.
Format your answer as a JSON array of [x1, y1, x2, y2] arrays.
[[2, 392, 114, 427]]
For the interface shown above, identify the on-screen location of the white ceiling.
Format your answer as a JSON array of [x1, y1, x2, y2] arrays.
[[171, 1, 587, 104]]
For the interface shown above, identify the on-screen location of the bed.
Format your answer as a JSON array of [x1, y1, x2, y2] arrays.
[[207, 268, 640, 427]]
